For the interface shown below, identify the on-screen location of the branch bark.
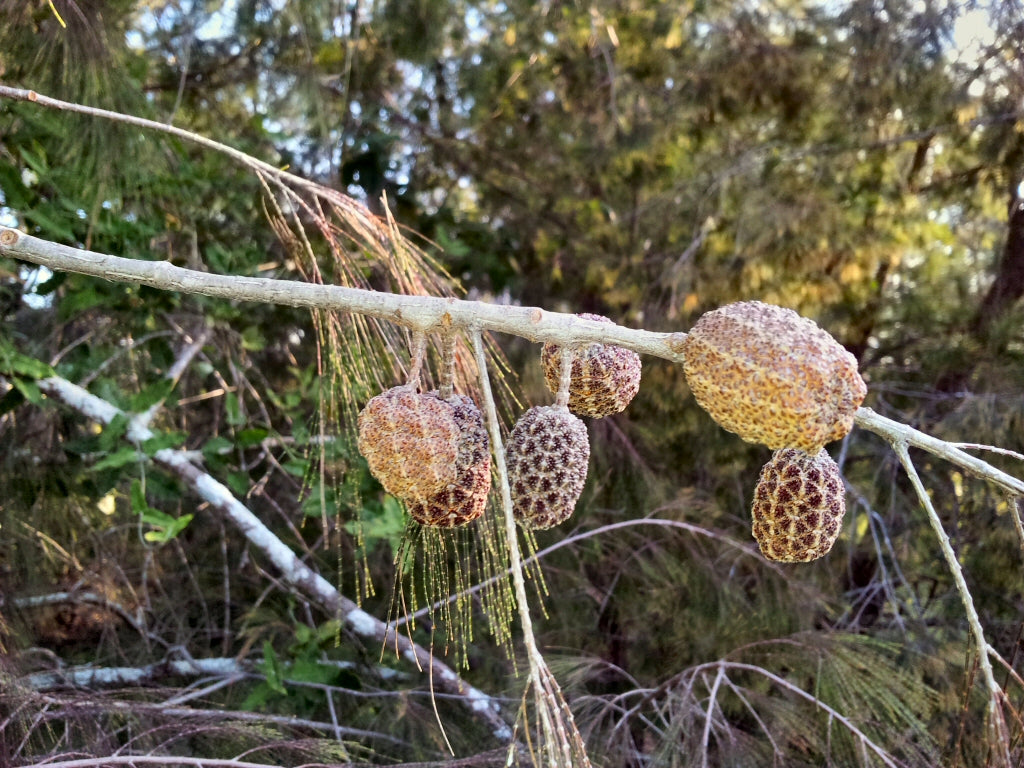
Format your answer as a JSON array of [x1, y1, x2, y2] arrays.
[[0, 227, 684, 362], [25, 657, 248, 690]]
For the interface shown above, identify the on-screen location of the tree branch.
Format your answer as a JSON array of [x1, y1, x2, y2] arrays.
[[31, 374, 514, 744], [0, 227, 683, 361], [893, 441, 1011, 767], [24, 657, 248, 690], [854, 407, 1024, 497], [7, 227, 1024, 502]]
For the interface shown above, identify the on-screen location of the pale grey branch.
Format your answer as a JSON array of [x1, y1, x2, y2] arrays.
[[893, 440, 1011, 766], [854, 407, 1024, 497], [8, 227, 1023, 505], [0, 227, 683, 362], [32, 374, 514, 743]]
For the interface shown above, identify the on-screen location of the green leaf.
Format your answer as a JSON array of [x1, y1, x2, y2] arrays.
[[130, 479, 149, 513], [0, 349, 54, 379], [288, 658, 341, 686], [225, 391, 244, 426], [226, 471, 251, 497], [302, 483, 337, 518], [140, 507, 176, 528], [130, 380, 176, 411], [202, 436, 233, 459], [10, 377, 43, 405], [18, 144, 49, 175], [162, 513, 193, 541], [140, 432, 187, 456], [282, 458, 309, 478], [57, 285, 108, 316], [98, 413, 130, 452], [236, 428, 269, 448], [135, 481, 194, 543], [240, 682, 277, 710], [260, 641, 287, 695], [241, 326, 266, 351], [91, 446, 140, 472], [346, 495, 407, 549], [294, 623, 313, 646], [315, 619, 342, 644]]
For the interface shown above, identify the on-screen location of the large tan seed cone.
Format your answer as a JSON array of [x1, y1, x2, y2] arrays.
[[682, 301, 866, 452], [357, 386, 459, 500], [751, 448, 846, 563]]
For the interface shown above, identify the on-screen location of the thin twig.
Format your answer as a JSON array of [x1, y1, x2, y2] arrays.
[[893, 440, 1011, 768], [855, 407, 1024, 497], [949, 443, 1024, 462], [720, 676, 783, 759], [133, 325, 212, 431], [472, 331, 590, 767], [1013, 498, 1024, 556], [700, 667, 725, 768]]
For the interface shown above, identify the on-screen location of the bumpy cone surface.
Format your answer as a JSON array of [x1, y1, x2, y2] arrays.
[[506, 405, 590, 530], [682, 301, 867, 452], [541, 314, 642, 418], [407, 394, 491, 527], [357, 386, 459, 500], [751, 448, 846, 563]]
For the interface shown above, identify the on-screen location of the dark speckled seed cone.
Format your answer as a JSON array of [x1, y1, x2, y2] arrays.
[[541, 314, 642, 418], [506, 405, 590, 530], [751, 448, 846, 563], [407, 394, 491, 527]]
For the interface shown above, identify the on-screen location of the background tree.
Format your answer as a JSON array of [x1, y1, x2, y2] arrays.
[[2, 0, 1024, 766]]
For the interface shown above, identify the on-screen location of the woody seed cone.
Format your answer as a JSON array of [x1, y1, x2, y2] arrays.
[[506, 405, 590, 530], [541, 314, 642, 418], [407, 394, 491, 527], [682, 301, 866, 452], [357, 386, 459, 500], [751, 448, 846, 563]]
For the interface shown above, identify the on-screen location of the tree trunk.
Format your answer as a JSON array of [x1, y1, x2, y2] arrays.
[[971, 193, 1024, 340]]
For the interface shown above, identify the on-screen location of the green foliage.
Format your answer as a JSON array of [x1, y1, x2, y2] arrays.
[[131, 479, 194, 543], [243, 622, 352, 711]]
